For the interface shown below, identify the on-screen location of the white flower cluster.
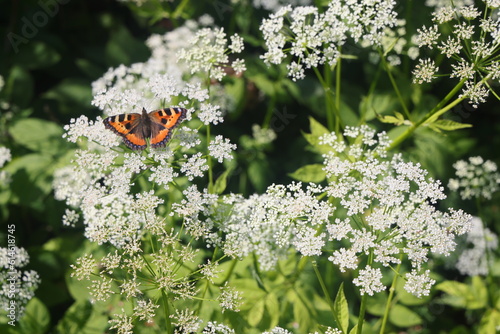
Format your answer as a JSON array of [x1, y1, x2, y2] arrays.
[[91, 19, 238, 113], [260, 1, 398, 80], [0, 247, 41, 320], [413, 3, 500, 107], [252, 0, 312, 12], [448, 156, 500, 200], [177, 27, 246, 81], [174, 126, 471, 297], [425, 0, 474, 8], [454, 217, 498, 276], [0, 146, 12, 187], [57, 75, 236, 247]]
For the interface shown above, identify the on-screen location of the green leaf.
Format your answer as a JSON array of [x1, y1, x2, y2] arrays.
[[427, 119, 473, 133], [309, 117, 330, 138], [66, 271, 93, 302], [247, 298, 265, 327], [303, 117, 331, 154], [265, 293, 280, 329], [5, 154, 55, 209], [248, 160, 269, 192], [288, 164, 326, 183], [333, 283, 349, 334], [250, 74, 276, 96], [55, 300, 109, 334], [376, 111, 405, 125], [289, 288, 314, 333], [436, 278, 487, 309], [18, 298, 50, 334], [211, 166, 234, 194], [15, 41, 61, 69], [9, 118, 64, 153], [3, 66, 34, 107], [479, 309, 500, 334], [389, 304, 422, 327]]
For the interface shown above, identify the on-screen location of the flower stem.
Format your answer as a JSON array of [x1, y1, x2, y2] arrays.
[[379, 50, 411, 120], [356, 292, 368, 334], [161, 289, 172, 333], [388, 77, 468, 150], [379, 257, 403, 333]]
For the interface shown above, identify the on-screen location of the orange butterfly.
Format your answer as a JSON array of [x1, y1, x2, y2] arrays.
[[103, 107, 187, 150]]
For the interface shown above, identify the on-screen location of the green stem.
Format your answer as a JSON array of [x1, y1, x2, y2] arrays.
[[263, 94, 277, 129], [313, 63, 338, 131], [356, 293, 368, 334], [312, 260, 342, 332], [172, 0, 190, 18], [379, 256, 403, 334], [334, 52, 342, 134], [161, 289, 172, 333], [388, 77, 468, 151], [379, 50, 411, 120], [313, 66, 335, 131]]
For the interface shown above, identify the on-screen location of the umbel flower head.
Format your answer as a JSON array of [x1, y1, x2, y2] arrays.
[[453, 217, 498, 276], [175, 126, 472, 297], [412, 1, 500, 107], [0, 247, 40, 320], [260, 1, 398, 81], [448, 156, 500, 200]]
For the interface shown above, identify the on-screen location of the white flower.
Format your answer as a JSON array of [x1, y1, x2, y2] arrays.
[[404, 269, 435, 298], [199, 103, 224, 125], [448, 156, 500, 200], [208, 135, 236, 163], [353, 266, 386, 296], [181, 152, 208, 181], [177, 27, 245, 81], [412, 58, 439, 84], [0, 147, 11, 168], [260, 1, 397, 80]]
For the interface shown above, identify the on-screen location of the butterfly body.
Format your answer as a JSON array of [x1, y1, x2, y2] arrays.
[[103, 107, 186, 150]]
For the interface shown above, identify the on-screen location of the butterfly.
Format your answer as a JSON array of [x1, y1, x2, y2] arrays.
[[103, 107, 187, 150]]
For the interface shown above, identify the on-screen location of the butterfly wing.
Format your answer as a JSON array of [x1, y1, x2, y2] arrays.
[[103, 113, 148, 150], [148, 107, 187, 148]]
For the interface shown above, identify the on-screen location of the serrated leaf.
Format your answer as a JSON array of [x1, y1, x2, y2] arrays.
[[303, 117, 332, 154], [377, 111, 405, 125], [333, 283, 349, 334], [289, 164, 326, 183], [428, 119, 472, 132], [309, 117, 330, 137]]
